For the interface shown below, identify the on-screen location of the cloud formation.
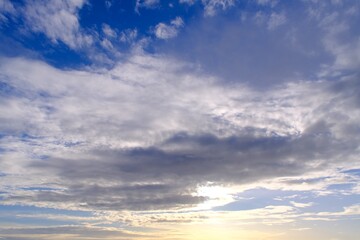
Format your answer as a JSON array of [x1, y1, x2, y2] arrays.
[[0, 0, 16, 24], [202, 0, 236, 16], [21, 0, 92, 49], [0, 50, 359, 212], [155, 17, 184, 39], [135, 0, 160, 13]]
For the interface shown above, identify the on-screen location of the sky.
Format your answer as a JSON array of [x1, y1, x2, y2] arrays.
[[0, 0, 359, 239]]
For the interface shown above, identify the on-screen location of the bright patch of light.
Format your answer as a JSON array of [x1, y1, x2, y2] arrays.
[[195, 183, 235, 210]]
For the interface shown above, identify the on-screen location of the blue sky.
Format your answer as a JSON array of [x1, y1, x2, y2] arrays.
[[0, 0, 360, 239]]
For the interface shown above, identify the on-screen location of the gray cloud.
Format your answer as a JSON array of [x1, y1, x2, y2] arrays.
[[6, 124, 356, 211]]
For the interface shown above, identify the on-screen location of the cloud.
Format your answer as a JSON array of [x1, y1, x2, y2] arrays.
[[0, 50, 359, 212], [179, 0, 237, 16], [135, 0, 160, 13], [100, 38, 114, 51], [0, 0, 16, 24], [102, 24, 117, 38], [303, 0, 360, 76], [22, 0, 92, 49], [267, 12, 286, 30], [290, 201, 313, 208], [252, 10, 287, 30], [202, 0, 236, 16], [119, 29, 138, 43], [154, 17, 184, 39]]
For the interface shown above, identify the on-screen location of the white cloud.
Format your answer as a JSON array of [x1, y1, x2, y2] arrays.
[[135, 0, 160, 13], [321, 20, 360, 73], [119, 29, 138, 43], [23, 0, 92, 49], [155, 23, 178, 39], [100, 38, 114, 50], [154, 17, 184, 39], [290, 201, 313, 208], [102, 24, 117, 38], [267, 12, 287, 30], [303, 0, 360, 76], [302, 204, 360, 219], [202, 0, 236, 16], [171, 16, 185, 27]]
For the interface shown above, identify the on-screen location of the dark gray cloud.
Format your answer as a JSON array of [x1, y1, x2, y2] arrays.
[[15, 122, 356, 211]]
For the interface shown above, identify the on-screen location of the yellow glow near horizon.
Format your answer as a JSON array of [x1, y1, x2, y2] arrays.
[[176, 223, 288, 240]]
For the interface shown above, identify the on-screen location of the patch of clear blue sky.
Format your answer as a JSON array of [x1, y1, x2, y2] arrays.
[[213, 188, 310, 211], [0, 204, 91, 216], [343, 168, 360, 176], [0, 214, 76, 226], [0, 204, 93, 226], [214, 186, 360, 212]]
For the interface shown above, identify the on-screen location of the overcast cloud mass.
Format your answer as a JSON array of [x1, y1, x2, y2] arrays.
[[0, 0, 359, 239]]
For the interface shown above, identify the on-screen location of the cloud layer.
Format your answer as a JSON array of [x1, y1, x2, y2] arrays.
[[0, 52, 359, 213]]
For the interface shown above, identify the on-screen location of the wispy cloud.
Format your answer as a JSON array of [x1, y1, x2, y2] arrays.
[[267, 12, 286, 30], [154, 17, 184, 39], [135, 0, 160, 13], [22, 0, 92, 49], [0, 0, 16, 24], [202, 0, 236, 16]]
